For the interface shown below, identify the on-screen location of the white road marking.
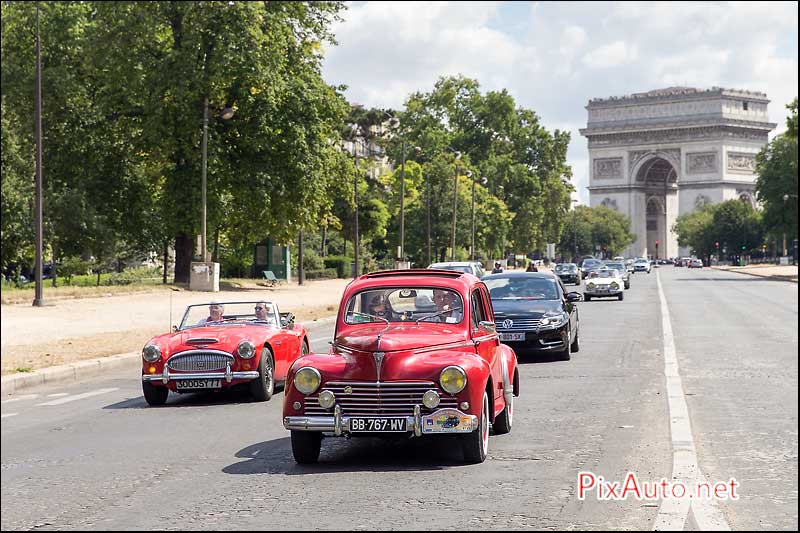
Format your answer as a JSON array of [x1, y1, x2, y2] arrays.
[[46, 393, 69, 397], [1, 413, 19, 419], [653, 270, 730, 531], [35, 388, 119, 407], [1, 394, 39, 404]]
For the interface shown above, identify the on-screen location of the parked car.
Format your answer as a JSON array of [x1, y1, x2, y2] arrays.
[[603, 261, 631, 289], [483, 271, 581, 361], [141, 301, 309, 406], [688, 258, 704, 268], [283, 269, 519, 464], [633, 258, 651, 273], [583, 268, 625, 301], [553, 263, 581, 285], [428, 261, 486, 278]]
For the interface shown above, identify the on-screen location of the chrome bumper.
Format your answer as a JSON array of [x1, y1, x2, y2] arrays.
[[142, 363, 260, 384], [284, 405, 478, 437]]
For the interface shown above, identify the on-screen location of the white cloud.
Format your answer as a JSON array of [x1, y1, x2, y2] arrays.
[[322, 1, 798, 206]]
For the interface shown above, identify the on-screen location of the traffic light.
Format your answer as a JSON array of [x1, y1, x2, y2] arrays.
[[715, 241, 719, 247], [741, 245, 746, 250]]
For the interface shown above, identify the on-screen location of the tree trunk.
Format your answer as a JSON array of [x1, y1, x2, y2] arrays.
[[321, 226, 327, 257], [163, 240, 169, 284], [51, 246, 57, 288], [174, 232, 194, 284], [212, 226, 220, 263]]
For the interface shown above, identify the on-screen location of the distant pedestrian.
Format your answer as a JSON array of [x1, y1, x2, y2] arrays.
[[526, 262, 538, 272], [492, 262, 504, 274]]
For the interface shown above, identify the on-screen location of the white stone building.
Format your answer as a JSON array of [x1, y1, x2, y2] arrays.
[[579, 87, 776, 259]]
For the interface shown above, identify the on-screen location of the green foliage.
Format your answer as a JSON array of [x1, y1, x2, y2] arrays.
[[59, 256, 92, 285], [558, 206, 635, 258], [673, 200, 764, 258], [304, 268, 338, 280], [755, 98, 798, 243], [323, 255, 353, 278], [107, 266, 163, 285]]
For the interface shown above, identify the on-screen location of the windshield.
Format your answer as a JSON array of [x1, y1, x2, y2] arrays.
[[605, 263, 625, 271], [597, 270, 617, 279], [555, 264, 577, 272], [484, 276, 559, 300], [180, 301, 279, 330], [582, 259, 601, 268], [344, 287, 464, 324]]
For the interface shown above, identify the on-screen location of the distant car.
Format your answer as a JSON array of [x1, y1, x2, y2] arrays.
[[688, 258, 703, 268], [484, 271, 581, 361], [603, 261, 630, 289], [428, 261, 486, 278], [613, 256, 625, 262], [584, 268, 625, 301], [624, 258, 636, 273], [633, 258, 651, 273], [580, 258, 603, 279], [140, 301, 309, 406], [553, 263, 580, 285]]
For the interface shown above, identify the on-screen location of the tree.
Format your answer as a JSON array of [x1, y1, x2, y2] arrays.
[[755, 97, 798, 246], [673, 200, 764, 260], [558, 205, 635, 259]]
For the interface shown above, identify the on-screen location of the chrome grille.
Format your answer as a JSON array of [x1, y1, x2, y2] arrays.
[[304, 381, 459, 417], [495, 317, 542, 331], [167, 351, 233, 372]]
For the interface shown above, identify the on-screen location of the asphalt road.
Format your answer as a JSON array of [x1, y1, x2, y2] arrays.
[[1, 268, 797, 530]]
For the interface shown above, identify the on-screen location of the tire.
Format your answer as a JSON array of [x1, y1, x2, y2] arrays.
[[493, 383, 513, 435], [584, 294, 591, 302], [618, 292, 624, 301], [249, 347, 275, 402], [142, 380, 169, 406], [461, 391, 490, 463], [560, 330, 572, 361], [291, 430, 322, 464], [625, 281, 630, 290], [570, 326, 580, 353], [301, 339, 310, 356]]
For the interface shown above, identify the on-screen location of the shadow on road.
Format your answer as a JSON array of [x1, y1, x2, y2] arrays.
[[223, 434, 476, 475], [103, 386, 285, 410]]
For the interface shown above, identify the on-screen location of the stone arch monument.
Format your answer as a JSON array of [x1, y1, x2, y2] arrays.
[[580, 87, 775, 259]]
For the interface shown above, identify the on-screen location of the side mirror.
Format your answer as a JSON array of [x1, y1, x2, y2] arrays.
[[479, 320, 496, 332], [172, 325, 179, 332], [566, 292, 582, 302]]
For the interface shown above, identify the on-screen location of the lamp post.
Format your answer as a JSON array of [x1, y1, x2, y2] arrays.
[[201, 98, 234, 263], [33, 1, 44, 307], [450, 151, 462, 261], [572, 199, 578, 262]]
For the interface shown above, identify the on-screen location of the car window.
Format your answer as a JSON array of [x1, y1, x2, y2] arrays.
[[343, 287, 464, 324], [484, 277, 559, 300], [470, 289, 486, 328]]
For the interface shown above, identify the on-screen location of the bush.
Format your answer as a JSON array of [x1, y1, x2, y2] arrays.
[[59, 256, 92, 285], [304, 268, 338, 280], [323, 255, 353, 278], [107, 266, 162, 285], [302, 251, 325, 271]]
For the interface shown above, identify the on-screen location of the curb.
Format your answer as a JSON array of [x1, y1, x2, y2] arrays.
[[0, 316, 337, 396], [709, 267, 798, 284]]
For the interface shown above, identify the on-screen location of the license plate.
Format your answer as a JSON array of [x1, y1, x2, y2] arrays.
[[349, 418, 407, 432], [175, 379, 222, 390], [500, 333, 526, 341]]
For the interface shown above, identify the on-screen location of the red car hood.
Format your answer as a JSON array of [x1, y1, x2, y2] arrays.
[[159, 324, 269, 355], [335, 323, 468, 353]]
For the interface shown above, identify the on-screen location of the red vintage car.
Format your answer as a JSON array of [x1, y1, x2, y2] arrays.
[[141, 300, 309, 406], [283, 269, 520, 464]]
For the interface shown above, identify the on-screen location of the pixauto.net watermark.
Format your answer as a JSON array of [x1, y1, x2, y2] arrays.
[[578, 472, 739, 501]]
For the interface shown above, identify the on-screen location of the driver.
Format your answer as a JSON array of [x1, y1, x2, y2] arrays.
[[367, 293, 393, 321]]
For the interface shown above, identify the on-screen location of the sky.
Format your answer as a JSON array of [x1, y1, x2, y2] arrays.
[[320, 1, 799, 204]]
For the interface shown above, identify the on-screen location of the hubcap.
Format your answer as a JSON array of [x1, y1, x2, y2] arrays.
[[507, 393, 513, 427], [481, 394, 489, 454], [265, 358, 274, 391]]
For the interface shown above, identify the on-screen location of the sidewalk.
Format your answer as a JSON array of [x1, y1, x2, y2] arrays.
[[1, 278, 350, 376], [710, 264, 798, 283]]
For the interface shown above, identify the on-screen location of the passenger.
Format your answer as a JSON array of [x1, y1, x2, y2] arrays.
[[432, 289, 463, 322], [198, 301, 224, 326]]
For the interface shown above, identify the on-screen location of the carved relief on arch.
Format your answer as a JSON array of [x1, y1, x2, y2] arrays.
[[629, 149, 680, 183], [646, 196, 664, 215], [694, 194, 711, 209], [600, 197, 618, 210]]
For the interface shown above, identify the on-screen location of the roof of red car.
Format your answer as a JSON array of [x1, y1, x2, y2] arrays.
[[348, 269, 479, 293]]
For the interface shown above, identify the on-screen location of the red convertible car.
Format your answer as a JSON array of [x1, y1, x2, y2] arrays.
[[141, 300, 309, 406], [283, 269, 520, 464]]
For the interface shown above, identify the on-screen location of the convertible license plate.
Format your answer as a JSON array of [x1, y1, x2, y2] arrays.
[[349, 418, 407, 432], [500, 333, 526, 341], [175, 379, 222, 390]]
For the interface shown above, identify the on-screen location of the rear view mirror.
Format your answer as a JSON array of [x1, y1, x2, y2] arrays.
[[566, 292, 582, 302]]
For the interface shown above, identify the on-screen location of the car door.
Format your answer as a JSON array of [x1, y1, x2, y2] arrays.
[[271, 306, 295, 379], [470, 286, 503, 408]]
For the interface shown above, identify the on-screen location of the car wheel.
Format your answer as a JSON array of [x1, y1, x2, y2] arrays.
[[625, 281, 630, 289], [142, 381, 169, 406], [493, 385, 513, 435], [291, 430, 322, 464], [462, 391, 490, 463], [301, 339, 309, 356], [618, 292, 624, 301], [570, 327, 580, 353], [249, 347, 275, 402], [560, 331, 572, 361]]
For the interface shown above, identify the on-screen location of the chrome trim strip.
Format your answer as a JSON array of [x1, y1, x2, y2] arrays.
[[225, 362, 232, 383], [143, 371, 260, 382], [334, 404, 343, 436], [283, 408, 477, 435], [500, 351, 514, 407]]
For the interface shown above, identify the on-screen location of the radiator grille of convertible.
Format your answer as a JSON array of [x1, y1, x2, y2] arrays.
[[167, 351, 233, 372], [304, 381, 459, 417]]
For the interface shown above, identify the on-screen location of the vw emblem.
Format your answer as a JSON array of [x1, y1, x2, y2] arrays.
[[502, 319, 513, 329], [343, 386, 353, 395]]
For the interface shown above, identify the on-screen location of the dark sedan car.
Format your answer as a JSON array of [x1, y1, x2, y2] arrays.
[[553, 263, 580, 285], [580, 258, 603, 279], [484, 272, 581, 361]]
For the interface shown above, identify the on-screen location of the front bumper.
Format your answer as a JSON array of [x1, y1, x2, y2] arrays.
[[284, 405, 478, 437], [584, 287, 623, 296], [142, 363, 260, 384], [498, 323, 569, 351]]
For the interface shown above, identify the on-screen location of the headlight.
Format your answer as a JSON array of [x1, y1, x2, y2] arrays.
[[440, 366, 467, 394], [142, 344, 161, 362], [237, 340, 256, 359], [610, 282, 619, 289], [587, 282, 595, 289], [541, 312, 568, 326], [294, 367, 321, 395]]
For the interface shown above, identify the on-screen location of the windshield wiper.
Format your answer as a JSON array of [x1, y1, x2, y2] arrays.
[[415, 306, 463, 325]]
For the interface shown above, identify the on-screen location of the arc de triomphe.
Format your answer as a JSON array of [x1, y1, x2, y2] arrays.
[[580, 87, 775, 259]]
